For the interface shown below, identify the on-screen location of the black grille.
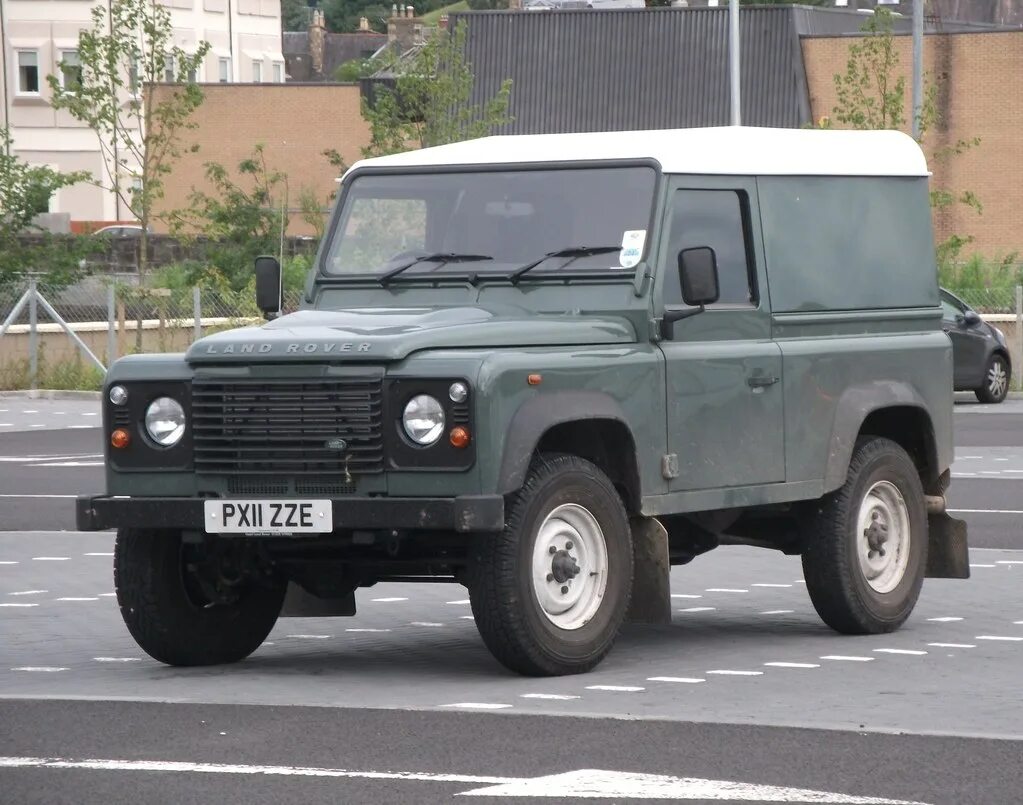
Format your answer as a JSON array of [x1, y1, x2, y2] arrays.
[[193, 376, 384, 476]]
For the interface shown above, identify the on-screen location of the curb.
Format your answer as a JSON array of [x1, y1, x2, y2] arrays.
[[0, 390, 102, 401]]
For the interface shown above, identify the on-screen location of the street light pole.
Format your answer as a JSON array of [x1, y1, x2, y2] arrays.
[[729, 0, 741, 126], [912, 0, 923, 139]]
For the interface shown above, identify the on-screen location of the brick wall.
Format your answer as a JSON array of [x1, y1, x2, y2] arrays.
[[150, 84, 371, 237], [802, 32, 1023, 258]]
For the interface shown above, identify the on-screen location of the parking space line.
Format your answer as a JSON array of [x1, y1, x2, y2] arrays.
[[585, 685, 645, 692], [975, 635, 1023, 642], [928, 643, 976, 649], [764, 662, 819, 669], [820, 655, 875, 662], [706, 670, 763, 676], [520, 693, 581, 700], [440, 703, 512, 709], [873, 649, 927, 655], [647, 677, 705, 684]]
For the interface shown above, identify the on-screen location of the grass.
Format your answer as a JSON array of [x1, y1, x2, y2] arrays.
[[0, 356, 105, 392], [421, 1, 469, 24]]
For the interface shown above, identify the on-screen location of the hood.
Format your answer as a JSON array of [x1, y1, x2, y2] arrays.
[[186, 305, 637, 363]]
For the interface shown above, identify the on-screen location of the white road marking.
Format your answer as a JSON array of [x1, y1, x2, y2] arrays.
[[83, 412, 99, 416], [995, 560, 1023, 565], [759, 610, 795, 615], [7, 590, 47, 596], [372, 597, 408, 602], [68, 425, 97, 429], [1015, 621, 1023, 625], [85, 552, 114, 557], [950, 473, 977, 477], [0, 424, 11, 427], [678, 607, 715, 613], [0, 757, 929, 803], [56, 597, 99, 602], [926, 617, 963, 622], [446, 599, 471, 605], [22, 410, 38, 414], [459, 615, 475, 620], [647, 677, 705, 684], [345, 628, 391, 633], [0, 603, 38, 608], [873, 649, 927, 655], [995, 458, 1010, 461], [440, 703, 512, 710], [0, 561, 19, 564], [520, 693, 581, 700], [820, 655, 875, 662], [585, 685, 645, 692], [752, 583, 792, 588], [30, 461, 105, 467], [93, 657, 142, 663], [764, 662, 820, 669], [793, 579, 806, 584], [955, 455, 983, 459], [975, 635, 1023, 642], [286, 634, 331, 639], [409, 622, 444, 627], [969, 564, 996, 568], [951, 508, 1023, 515], [11, 667, 67, 672], [0, 494, 77, 499], [99, 593, 116, 597], [32, 557, 68, 561], [671, 594, 702, 599], [705, 588, 748, 593], [28, 424, 46, 429], [928, 643, 976, 649], [705, 670, 763, 676]]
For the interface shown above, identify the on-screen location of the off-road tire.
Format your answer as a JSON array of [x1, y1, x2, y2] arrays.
[[467, 454, 633, 676], [975, 353, 1010, 404], [114, 528, 285, 666], [801, 437, 927, 635]]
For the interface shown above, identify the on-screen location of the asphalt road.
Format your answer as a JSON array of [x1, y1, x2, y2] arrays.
[[1, 394, 1022, 804]]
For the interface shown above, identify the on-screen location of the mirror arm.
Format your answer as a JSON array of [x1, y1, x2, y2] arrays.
[[660, 305, 706, 339]]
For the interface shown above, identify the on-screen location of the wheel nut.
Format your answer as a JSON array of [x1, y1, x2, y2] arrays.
[[546, 573, 554, 582], [549, 546, 557, 555], [560, 585, 569, 594], [565, 541, 573, 550]]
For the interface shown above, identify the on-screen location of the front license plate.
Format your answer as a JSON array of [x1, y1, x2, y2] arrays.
[[204, 499, 333, 535]]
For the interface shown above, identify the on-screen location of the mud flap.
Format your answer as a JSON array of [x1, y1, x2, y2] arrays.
[[926, 512, 970, 579], [627, 517, 672, 625], [279, 582, 357, 617]]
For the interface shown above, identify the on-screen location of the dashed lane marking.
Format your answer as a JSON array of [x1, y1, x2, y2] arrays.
[[7, 590, 47, 596], [32, 557, 68, 561], [0, 494, 77, 499], [975, 635, 1023, 642], [705, 588, 748, 593], [446, 599, 471, 605], [519, 693, 581, 700], [0, 561, 19, 565], [345, 628, 391, 633], [85, 553, 114, 557], [0, 603, 38, 608], [928, 643, 976, 649], [873, 649, 928, 655], [759, 610, 795, 615], [752, 583, 792, 588], [678, 607, 715, 613], [671, 594, 702, 599], [647, 677, 705, 684], [371, 597, 408, 602], [995, 560, 1023, 565], [705, 670, 763, 676], [56, 597, 99, 602], [927, 617, 964, 622], [952, 509, 1023, 515], [93, 657, 142, 663], [585, 685, 645, 692], [820, 655, 875, 662], [969, 564, 996, 568], [11, 667, 67, 672], [409, 622, 444, 627], [764, 662, 820, 669], [286, 634, 331, 639], [440, 703, 512, 710]]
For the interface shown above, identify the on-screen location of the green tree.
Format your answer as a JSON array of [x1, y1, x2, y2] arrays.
[[0, 127, 93, 289], [170, 145, 290, 292], [283, 0, 316, 31], [822, 9, 980, 267], [361, 22, 512, 157], [47, 0, 211, 347], [333, 56, 384, 82]]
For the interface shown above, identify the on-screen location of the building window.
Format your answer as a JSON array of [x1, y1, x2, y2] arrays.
[[187, 64, 198, 83], [17, 51, 40, 94], [272, 62, 283, 83], [129, 57, 140, 94], [218, 57, 230, 83], [164, 56, 176, 83], [252, 60, 262, 83], [60, 50, 83, 92]]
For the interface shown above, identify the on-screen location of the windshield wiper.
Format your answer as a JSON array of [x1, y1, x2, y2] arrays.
[[508, 246, 622, 285], [378, 252, 493, 286]]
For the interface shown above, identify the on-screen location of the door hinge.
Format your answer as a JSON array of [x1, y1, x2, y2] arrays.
[[661, 453, 679, 480]]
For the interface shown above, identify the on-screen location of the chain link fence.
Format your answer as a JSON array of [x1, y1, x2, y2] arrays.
[[0, 279, 302, 391]]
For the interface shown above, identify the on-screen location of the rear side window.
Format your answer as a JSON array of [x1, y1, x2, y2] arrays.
[[663, 189, 755, 308]]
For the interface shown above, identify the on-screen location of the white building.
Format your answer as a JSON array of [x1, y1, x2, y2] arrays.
[[0, 0, 284, 226]]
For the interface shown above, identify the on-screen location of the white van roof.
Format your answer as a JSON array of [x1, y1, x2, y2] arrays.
[[347, 126, 930, 178]]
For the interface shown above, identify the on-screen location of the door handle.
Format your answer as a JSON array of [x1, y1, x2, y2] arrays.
[[747, 375, 779, 388]]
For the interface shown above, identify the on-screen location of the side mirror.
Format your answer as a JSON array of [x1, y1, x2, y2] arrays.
[[962, 309, 982, 328], [254, 255, 282, 320], [661, 247, 720, 338]]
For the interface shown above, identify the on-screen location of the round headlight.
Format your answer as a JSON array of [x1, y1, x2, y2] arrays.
[[145, 397, 186, 447], [402, 394, 445, 445], [448, 382, 469, 403], [109, 385, 128, 406]]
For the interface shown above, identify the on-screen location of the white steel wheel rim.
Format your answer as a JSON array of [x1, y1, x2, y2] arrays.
[[988, 360, 1007, 399], [857, 480, 912, 594], [531, 503, 609, 631]]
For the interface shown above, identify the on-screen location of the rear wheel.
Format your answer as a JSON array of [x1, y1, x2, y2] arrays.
[[114, 528, 285, 666], [975, 354, 1010, 404], [467, 454, 633, 676], [800, 437, 927, 634]]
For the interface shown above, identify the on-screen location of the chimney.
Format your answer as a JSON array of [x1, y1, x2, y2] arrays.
[[388, 6, 420, 49], [438, 14, 449, 29], [359, 16, 370, 32], [309, 9, 325, 79]]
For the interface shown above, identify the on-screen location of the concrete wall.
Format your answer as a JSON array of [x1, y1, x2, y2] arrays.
[[802, 31, 1023, 258]]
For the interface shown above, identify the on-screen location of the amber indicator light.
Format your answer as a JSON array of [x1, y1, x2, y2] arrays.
[[110, 428, 131, 449], [449, 426, 471, 449], [527, 374, 542, 386]]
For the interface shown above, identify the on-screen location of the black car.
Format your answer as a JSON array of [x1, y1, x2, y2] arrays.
[[941, 288, 1012, 403]]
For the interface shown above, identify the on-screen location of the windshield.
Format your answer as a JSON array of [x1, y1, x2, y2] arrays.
[[324, 166, 657, 280]]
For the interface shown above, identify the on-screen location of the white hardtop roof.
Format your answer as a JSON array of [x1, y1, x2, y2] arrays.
[[345, 126, 930, 178]]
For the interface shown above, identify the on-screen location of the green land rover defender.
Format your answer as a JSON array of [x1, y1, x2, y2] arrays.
[[78, 127, 969, 676]]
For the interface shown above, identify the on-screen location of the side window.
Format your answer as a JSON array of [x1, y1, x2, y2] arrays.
[[663, 189, 755, 308], [940, 298, 961, 320]]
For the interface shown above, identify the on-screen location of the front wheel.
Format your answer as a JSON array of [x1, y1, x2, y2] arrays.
[[975, 353, 1010, 404], [800, 437, 927, 635], [467, 455, 633, 676], [114, 528, 286, 666]]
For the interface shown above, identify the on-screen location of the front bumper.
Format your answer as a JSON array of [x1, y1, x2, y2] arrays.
[[75, 495, 506, 534]]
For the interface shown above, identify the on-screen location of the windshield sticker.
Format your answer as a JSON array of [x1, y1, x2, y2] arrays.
[[619, 230, 646, 268]]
